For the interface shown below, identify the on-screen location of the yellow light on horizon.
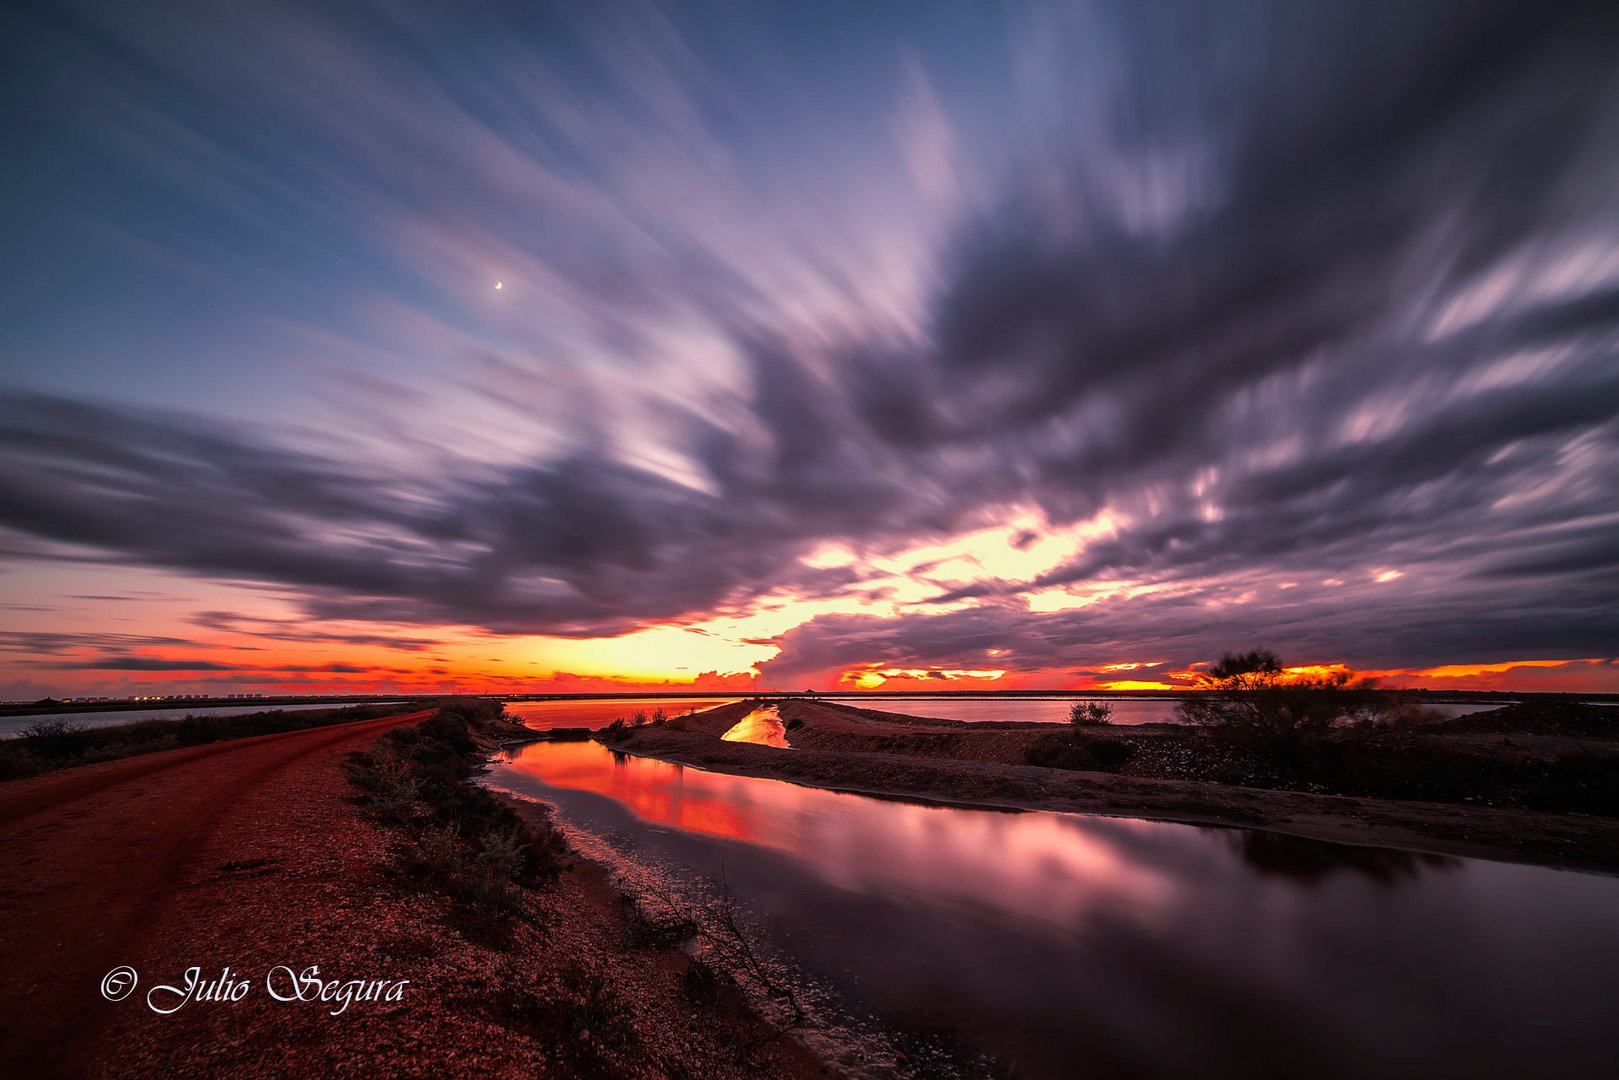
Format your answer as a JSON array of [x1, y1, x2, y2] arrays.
[[1391, 658, 1585, 679], [1096, 680, 1176, 691]]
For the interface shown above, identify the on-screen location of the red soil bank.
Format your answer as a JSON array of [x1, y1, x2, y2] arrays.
[[0, 709, 432, 1077]]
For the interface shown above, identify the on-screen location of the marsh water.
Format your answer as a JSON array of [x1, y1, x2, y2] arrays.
[[488, 740, 1619, 1079]]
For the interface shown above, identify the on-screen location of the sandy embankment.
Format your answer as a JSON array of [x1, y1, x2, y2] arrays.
[[605, 698, 1619, 874]]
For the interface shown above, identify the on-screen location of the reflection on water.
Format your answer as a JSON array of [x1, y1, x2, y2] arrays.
[[1224, 829, 1461, 883], [490, 741, 1619, 1080], [720, 705, 790, 748]]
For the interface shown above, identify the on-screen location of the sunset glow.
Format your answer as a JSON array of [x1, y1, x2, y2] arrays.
[[8, 10, 1619, 1080], [2, 1, 1616, 701]]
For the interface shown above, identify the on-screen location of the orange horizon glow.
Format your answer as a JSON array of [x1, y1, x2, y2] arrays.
[[13, 647, 1617, 699], [1094, 680, 1179, 692], [830, 656, 1618, 696], [16, 650, 1619, 697], [6, 575, 1617, 701]]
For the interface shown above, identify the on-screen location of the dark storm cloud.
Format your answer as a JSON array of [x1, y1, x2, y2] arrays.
[[0, 631, 204, 654], [42, 656, 240, 672], [187, 612, 441, 652], [0, 388, 881, 637], [757, 572, 1619, 687], [755, 2, 1619, 673], [31, 656, 398, 674], [1, 0, 1618, 675]]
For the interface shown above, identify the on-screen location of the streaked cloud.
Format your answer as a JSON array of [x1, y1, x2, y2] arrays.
[[2, 1, 1617, 693]]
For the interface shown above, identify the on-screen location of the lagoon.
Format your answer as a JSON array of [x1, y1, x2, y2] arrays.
[[489, 739, 1619, 1079]]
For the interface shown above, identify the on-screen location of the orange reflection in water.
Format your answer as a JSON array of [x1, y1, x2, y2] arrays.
[[505, 742, 756, 842], [497, 742, 1172, 927]]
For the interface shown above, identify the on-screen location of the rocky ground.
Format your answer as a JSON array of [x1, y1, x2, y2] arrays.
[[0, 708, 828, 1079]]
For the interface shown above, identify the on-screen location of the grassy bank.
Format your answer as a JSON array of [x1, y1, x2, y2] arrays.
[[345, 701, 569, 943], [339, 702, 825, 1076]]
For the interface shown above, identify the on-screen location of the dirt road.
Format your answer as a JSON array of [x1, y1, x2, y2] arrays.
[[0, 709, 431, 1078]]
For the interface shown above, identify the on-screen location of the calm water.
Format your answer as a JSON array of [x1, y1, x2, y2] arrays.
[[489, 741, 1619, 1080], [0, 700, 404, 739], [501, 697, 738, 732], [827, 696, 1503, 726]]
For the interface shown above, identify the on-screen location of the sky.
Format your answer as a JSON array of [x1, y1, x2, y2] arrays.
[[2, 0, 1618, 700]]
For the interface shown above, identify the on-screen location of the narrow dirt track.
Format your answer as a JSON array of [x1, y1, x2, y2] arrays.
[[0, 709, 432, 1077]]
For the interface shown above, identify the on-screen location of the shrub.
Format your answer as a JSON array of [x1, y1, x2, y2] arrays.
[[420, 710, 478, 755], [562, 970, 638, 1051], [683, 957, 729, 1003], [1068, 701, 1114, 726], [0, 743, 40, 780], [346, 707, 570, 936], [465, 830, 532, 917], [175, 714, 220, 745], [431, 697, 506, 726], [18, 719, 86, 757], [1025, 731, 1135, 772], [1175, 649, 1408, 743], [412, 823, 467, 884]]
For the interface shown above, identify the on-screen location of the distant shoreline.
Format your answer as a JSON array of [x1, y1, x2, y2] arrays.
[[0, 694, 424, 718], [10, 687, 1613, 719]]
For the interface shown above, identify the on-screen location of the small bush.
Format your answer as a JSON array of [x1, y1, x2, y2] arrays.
[[175, 715, 220, 745], [1068, 701, 1114, 726], [1176, 649, 1410, 744], [431, 697, 506, 726], [0, 743, 41, 781], [625, 896, 699, 949], [1025, 732, 1136, 772], [683, 957, 730, 1004], [346, 707, 570, 938], [420, 710, 477, 755], [18, 719, 87, 757], [411, 823, 467, 884], [562, 971, 638, 1051]]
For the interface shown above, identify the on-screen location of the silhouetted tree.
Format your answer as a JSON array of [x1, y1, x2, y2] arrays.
[[1176, 649, 1400, 741], [1068, 700, 1114, 726]]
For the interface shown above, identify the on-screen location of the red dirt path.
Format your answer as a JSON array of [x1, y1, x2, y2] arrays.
[[0, 709, 432, 1078]]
